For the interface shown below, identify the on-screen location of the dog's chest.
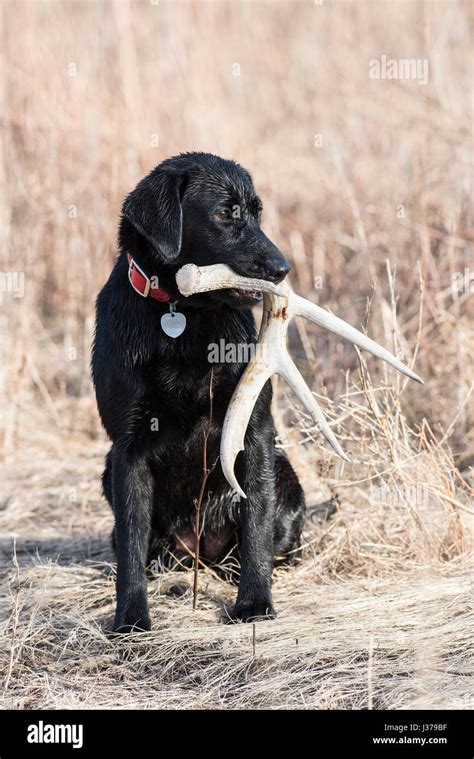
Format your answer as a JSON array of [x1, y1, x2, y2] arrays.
[[144, 362, 236, 489], [145, 348, 239, 414], [150, 417, 236, 530]]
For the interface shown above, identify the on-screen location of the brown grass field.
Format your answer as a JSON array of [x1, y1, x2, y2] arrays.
[[0, 0, 472, 710]]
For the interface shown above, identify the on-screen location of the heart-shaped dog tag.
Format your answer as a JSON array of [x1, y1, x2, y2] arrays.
[[161, 310, 186, 338]]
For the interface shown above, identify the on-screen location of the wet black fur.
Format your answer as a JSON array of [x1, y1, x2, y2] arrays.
[[92, 153, 305, 632]]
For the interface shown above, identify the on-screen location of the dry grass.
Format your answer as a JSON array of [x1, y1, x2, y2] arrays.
[[0, 0, 473, 709]]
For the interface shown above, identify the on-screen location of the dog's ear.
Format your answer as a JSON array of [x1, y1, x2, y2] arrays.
[[122, 168, 185, 262]]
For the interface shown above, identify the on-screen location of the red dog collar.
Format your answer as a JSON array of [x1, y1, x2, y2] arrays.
[[127, 253, 171, 302]]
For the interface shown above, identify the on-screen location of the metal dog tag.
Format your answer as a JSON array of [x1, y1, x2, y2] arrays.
[[161, 304, 186, 338]]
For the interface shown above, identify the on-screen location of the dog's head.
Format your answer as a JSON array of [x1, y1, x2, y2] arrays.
[[120, 152, 290, 308]]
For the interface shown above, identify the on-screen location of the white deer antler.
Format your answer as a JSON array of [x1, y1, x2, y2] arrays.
[[176, 263, 422, 498]]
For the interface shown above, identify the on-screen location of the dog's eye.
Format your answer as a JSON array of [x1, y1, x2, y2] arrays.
[[215, 209, 232, 221], [251, 203, 262, 221]]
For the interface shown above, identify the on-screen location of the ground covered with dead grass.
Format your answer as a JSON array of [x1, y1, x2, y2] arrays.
[[0, 391, 471, 709]]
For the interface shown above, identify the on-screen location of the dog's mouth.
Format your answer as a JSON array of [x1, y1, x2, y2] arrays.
[[211, 286, 263, 308], [228, 287, 262, 303]]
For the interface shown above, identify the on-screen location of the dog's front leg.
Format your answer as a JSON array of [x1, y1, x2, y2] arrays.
[[111, 447, 153, 633], [232, 439, 277, 622]]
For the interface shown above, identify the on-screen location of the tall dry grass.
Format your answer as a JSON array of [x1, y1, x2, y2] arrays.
[[0, 0, 472, 709]]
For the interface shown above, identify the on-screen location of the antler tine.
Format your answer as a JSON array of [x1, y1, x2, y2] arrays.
[[277, 355, 349, 462], [291, 292, 423, 384], [220, 361, 274, 499]]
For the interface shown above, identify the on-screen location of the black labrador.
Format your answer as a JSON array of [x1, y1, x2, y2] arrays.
[[92, 152, 305, 632]]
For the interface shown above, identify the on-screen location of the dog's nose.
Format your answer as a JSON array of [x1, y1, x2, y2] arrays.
[[265, 257, 291, 284]]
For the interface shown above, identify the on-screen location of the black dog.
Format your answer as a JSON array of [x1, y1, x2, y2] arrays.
[[92, 152, 305, 632]]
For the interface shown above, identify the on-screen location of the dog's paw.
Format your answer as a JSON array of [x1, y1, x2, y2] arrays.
[[112, 612, 151, 634], [230, 599, 277, 623]]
